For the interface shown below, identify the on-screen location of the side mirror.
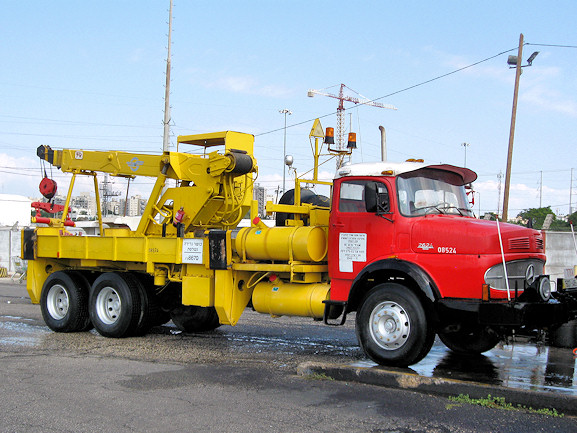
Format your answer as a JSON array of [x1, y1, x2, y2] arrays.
[[365, 182, 377, 213]]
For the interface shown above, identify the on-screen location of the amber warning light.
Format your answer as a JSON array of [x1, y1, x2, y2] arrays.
[[324, 127, 335, 145]]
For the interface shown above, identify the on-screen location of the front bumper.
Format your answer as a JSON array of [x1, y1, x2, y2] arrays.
[[436, 296, 576, 328]]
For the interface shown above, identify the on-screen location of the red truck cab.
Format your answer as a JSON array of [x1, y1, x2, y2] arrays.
[[326, 160, 575, 366]]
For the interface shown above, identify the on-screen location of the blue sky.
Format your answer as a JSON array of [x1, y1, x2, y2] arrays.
[[1, 1, 576, 217]]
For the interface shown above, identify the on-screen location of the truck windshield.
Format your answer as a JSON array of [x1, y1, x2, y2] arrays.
[[396, 168, 473, 217]]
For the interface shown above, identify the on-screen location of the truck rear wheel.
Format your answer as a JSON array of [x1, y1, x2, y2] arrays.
[[170, 305, 221, 333], [40, 271, 91, 333], [131, 273, 170, 335], [438, 326, 500, 355], [356, 283, 434, 367], [89, 272, 141, 338]]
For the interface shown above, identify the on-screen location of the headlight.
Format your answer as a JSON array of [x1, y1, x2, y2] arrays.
[[538, 276, 551, 301]]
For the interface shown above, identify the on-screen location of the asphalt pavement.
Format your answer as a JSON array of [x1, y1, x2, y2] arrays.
[[2, 277, 577, 431]]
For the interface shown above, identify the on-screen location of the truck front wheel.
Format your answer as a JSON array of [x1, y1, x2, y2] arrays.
[[89, 273, 141, 338], [40, 271, 91, 333], [356, 283, 434, 367]]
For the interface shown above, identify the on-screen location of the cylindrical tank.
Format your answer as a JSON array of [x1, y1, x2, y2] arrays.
[[235, 225, 327, 262], [252, 279, 330, 319]]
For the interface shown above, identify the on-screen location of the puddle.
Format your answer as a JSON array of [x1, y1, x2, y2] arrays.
[[0, 320, 49, 347], [356, 339, 577, 397]]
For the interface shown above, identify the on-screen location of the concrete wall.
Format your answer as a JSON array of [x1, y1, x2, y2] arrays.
[[0, 194, 32, 227], [543, 231, 577, 280], [0, 227, 23, 273]]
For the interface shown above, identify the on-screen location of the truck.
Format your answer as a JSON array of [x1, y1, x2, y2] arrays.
[[22, 126, 577, 367]]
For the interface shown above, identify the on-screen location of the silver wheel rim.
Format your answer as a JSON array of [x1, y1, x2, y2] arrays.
[[95, 286, 121, 325], [46, 284, 69, 320], [369, 301, 410, 350]]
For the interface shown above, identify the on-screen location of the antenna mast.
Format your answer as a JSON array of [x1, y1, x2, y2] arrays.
[[308, 84, 396, 168], [162, 0, 173, 152]]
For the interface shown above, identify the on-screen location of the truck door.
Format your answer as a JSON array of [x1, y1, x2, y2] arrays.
[[328, 178, 394, 301]]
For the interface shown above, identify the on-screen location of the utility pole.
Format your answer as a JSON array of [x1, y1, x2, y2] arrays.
[[497, 171, 503, 217], [162, 0, 173, 152], [539, 171, 543, 208], [570, 168, 574, 215], [502, 33, 524, 222]]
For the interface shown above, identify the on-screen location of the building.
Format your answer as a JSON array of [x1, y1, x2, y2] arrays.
[[253, 184, 266, 217]]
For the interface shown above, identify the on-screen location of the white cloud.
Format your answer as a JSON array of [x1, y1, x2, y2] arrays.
[[472, 178, 572, 217], [521, 84, 577, 118], [206, 75, 293, 98]]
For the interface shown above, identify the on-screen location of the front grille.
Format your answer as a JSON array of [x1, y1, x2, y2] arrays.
[[509, 237, 530, 250], [484, 259, 545, 291], [535, 237, 544, 250]]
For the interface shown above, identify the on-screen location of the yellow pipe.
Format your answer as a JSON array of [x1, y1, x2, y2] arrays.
[[60, 172, 77, 225], [92, 172, 103, 236]]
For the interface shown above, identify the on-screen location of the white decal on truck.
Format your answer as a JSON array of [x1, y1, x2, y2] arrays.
[[417, 242, 434, 251], [182, 238, 204, 264], [339, 232, 367, 273]]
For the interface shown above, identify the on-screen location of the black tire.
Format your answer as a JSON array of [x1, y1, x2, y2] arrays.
[[170, 305, 221, 333], [275, 189, 330, 226], [89, 272, 141, 338], [355, 283, 434, 367], [40, 271, 91, 333], [72, 272, 95, 331], [131, 273, 170, 335], [438, 326, 500, 355]]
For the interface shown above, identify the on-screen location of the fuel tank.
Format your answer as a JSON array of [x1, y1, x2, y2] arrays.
[[252, 279, 330, 319]]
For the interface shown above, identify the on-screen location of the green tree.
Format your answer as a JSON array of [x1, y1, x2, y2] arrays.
[[517, 207, 572, 230], [567, 210, 577, 226], [517, 207, 555, 229]]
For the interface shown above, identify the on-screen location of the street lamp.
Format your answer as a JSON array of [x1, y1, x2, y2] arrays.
[[502, 33, 538, 222], [279, 109, 292, 194]]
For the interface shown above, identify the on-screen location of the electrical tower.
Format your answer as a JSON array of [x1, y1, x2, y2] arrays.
[[100, 174, 121, 217], [307, 83, 396, 166]]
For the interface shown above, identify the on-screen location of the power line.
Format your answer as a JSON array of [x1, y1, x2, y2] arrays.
[[257, 45, 520, 137], [526, 43, 577, 49]]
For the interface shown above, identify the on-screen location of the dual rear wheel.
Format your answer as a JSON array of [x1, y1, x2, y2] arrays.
[[40, 271, 195, 338]]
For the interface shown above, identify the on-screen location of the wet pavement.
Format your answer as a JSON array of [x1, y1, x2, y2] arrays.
[[2, 278, 577, 413], [407, 338, 577, 396]]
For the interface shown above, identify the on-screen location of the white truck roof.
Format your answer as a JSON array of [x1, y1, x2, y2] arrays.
[[334, 161, 477, 185]]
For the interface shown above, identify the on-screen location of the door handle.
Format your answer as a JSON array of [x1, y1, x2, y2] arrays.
[[332, 223, 345, 228]]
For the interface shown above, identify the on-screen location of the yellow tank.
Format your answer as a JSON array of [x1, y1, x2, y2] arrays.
[[252, 279, 330, 319], [235, 225, 327, 262]]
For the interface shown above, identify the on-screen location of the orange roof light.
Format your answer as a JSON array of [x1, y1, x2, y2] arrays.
[[324, 127, 335, 145], [347, 132, 357, 149]]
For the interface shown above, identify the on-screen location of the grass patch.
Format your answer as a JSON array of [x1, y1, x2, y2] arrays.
[[448, 394, 563, 417], [306, 372, 335, 381]]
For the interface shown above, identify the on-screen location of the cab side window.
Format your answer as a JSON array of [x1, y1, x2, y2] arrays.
[[338, 180, 389, 213]]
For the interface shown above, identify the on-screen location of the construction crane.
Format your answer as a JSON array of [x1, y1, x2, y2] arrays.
[[307, 83, 397, 158]]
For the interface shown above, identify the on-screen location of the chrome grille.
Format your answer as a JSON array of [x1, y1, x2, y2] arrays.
[[484, 259, 545, 291]]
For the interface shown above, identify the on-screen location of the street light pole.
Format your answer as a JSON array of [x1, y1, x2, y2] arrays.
[[502, 33, 524, 222], [279, 109, 292, 194]]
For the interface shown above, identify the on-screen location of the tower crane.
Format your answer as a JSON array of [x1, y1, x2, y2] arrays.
[[307, 83, 396, 154]]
